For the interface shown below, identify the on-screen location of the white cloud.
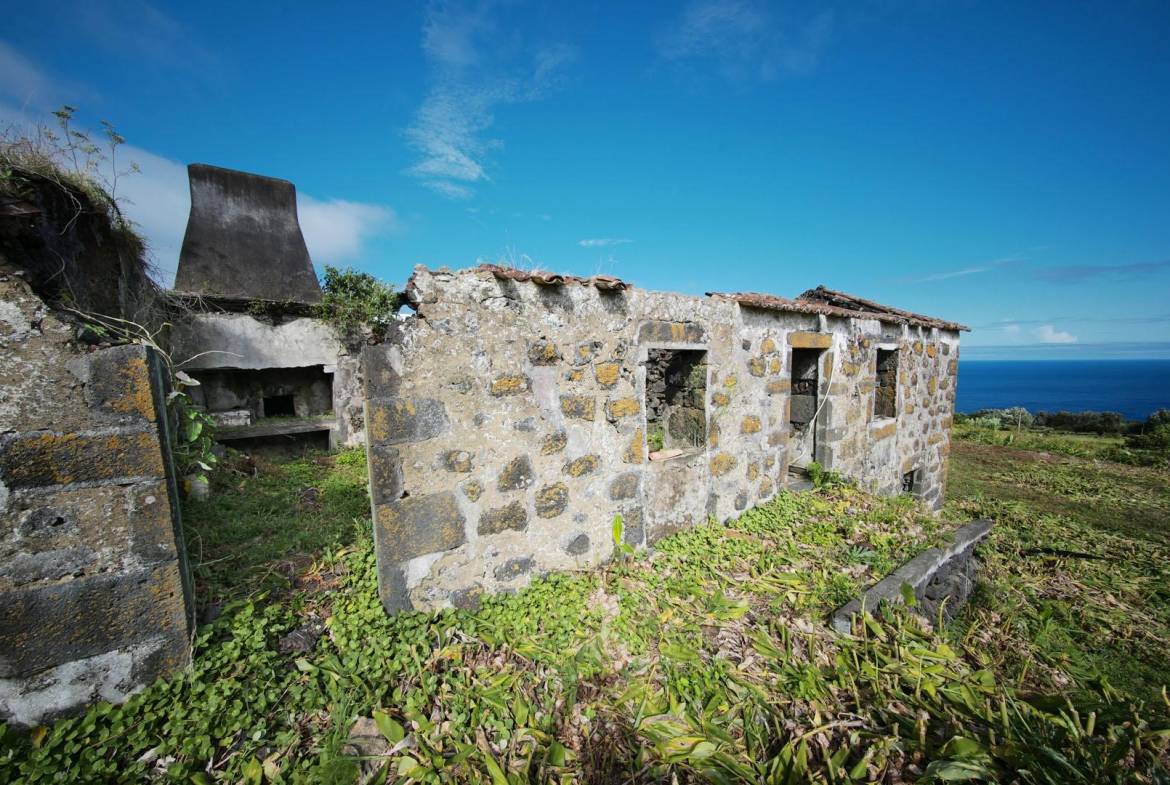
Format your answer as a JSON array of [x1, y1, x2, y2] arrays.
[[406, 2, 575, 199], [297, 196, 402, 264], [578, 238, 632, 248], [1034, 324, 1077, 344], [0, 41, 58, 105], [1002, 324, 1020, 336], [657, 0, 834, 81]]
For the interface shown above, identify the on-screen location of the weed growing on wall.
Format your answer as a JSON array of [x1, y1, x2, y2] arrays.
[[317, 265, 399, 341]]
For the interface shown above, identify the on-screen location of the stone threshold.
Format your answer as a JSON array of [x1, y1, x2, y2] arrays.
[[216, 415, 335, 441]]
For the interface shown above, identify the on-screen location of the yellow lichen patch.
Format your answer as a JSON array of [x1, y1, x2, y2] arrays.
[[760, 337, 777, 354], [870, 420, 897, 441], [928, 431, 947, 445], [563, 454, 600, 477], [746, 462, 759, 481], [723, 374, 738, 389], [913, 341, 923, 354], [490, 375, 530, 396], [566, 368, 585, 382], [560, 395, 595, 421], [768, 357, 781, 375], [594, 362, 621, 388], [926, 343, 938, 358], [711, 392, 730, 407], [607, 397, 641, 419], [670, 322, 688, 342], [787, 331, 832, 349], [927, 377, 938, 395], [904, 402, 915, 415], [741, 415, 762, 434], [109, 357, 156, 421], [709, 452, 737, 476], [765, 379, 790, 395], [623, 428, 645, 463], [759, 476, 774, 497], [841, 361, 860, 377], [708, 422, 720, 448], [749, 358, 766, 377]]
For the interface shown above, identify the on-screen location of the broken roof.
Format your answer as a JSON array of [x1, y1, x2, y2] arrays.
[[709, 285, 969, 332], [460, 265, 967, 332]]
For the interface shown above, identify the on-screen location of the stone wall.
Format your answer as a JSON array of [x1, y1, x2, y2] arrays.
[[363, 266, 962, 613], [0, 264, 192, 727]]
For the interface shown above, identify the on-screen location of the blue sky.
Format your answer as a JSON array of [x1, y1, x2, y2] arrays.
[[2, 1, 1169, 359]]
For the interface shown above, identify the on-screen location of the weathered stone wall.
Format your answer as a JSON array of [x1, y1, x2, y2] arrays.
[[363, 267, 960, 613], [171, 312, 364, 448], [0, 264, 192, 727]]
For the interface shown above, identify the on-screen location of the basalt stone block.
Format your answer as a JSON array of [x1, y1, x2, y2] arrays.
[[638, 321, 705, 344], [560, 395, 595, 421], [461, 479, 483, 502], [564, 533, 590, 555], [85, 345, 157, 422], [362, 344, 405, 397], [609, 472, 641, 501], [0, 562, 188, 679], [789, 395, 816, 425], [535, 483, 569, 518], [498, 456, 535, 491], [367, 445, 404, 505], [787, 331, 832, 349], [441, 450, 474, 473], [527, 339, 560, 365], [563, 454, 599, 477], [128, 481, 180, 565], [176, 164, 321, 303], [541, 430, 568, 455], [450, 584, 483, 611], [378, 564, 411, 614], [366, 398, 449, 445], [479, 501, 528, 535], [0, 429, 164, 489], [606, 397, 641, 421], [494, 556, 534, 581], [709, 453, 737, 477], [620, 507, 645, 547], [594, 361, 621, 388], [740, 415, 762, 434], [374, 492, 466, 562], [490, 375, 532, 396]]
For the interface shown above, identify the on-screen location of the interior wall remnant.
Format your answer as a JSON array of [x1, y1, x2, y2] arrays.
[[0, 263, 192, 728], [645, 349, 707, 453], [188, 365, 334, 424]]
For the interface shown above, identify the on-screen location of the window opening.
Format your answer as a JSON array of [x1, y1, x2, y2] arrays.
[[645, 348, 707, 460], [263, 394, 296, 417]]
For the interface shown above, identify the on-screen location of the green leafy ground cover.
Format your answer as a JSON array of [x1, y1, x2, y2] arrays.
[[2, 444, 1168, 783]]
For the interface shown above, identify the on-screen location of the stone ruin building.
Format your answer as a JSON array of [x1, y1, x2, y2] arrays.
[[0, 162, 966, 725]]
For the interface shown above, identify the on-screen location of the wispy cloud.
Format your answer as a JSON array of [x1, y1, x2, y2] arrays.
[[1034, 259, 1170, 283], [657, 0, 834, 81], [1034, 324, 1077, 344], [406, 1, 575, 199], [973, 314, 1170, 329], [0, 41, 60, 105], [578, 238, 632, 248], [907, 256, 1020, 284], [72, 0, 221, 78]]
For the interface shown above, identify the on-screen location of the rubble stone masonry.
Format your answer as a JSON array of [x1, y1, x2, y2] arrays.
[[364, 267, 960, 613], [0, 264, 192, 727]]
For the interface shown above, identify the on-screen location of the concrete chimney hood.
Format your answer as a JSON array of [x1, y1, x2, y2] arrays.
[[174, 163, 322, 304]]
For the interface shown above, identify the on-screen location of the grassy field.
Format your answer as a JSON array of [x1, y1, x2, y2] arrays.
[[2, 438, 1167, 783]]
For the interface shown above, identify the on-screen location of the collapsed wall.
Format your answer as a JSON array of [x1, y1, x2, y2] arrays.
[[364, 266, 962, 613], [0, 180, 191, 727]]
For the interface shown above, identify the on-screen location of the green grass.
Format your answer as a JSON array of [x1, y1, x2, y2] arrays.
[[2, 444, 1168, 783]]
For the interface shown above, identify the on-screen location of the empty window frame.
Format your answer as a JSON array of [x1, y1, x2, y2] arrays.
[[874, 348, 898, 419], [789, 348, 821, 428], [901, 469, 917, 494], [645, 348, 707, 457]]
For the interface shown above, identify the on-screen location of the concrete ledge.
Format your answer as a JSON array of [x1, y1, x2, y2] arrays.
[[830, 519, 992, 633]]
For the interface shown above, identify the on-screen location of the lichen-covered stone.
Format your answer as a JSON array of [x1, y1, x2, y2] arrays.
[[768, 357, 781, 375], [85, 345, 157, 422], [541, 430, 568, 455], [620, 507, 645, 547], [441, 450, 473, 472], [746, 462, 759, 481], [759, 476, 774, 497], [0, 429, 164, 489], [489, 375, 532, 396], [723, 374, 737, 389], [760, 337, 777, 354], [788, 331, 832, 349], [609, 472, 641, 500], [740, 415, 762, 434], [560, 395, 595, 421], [711, 391, 730, 407], [573, 341, 602, 366], [606, 397, 641, 420], [638, 320, 705, 344], [563, 454, 599, 477], [450, 584, 483, 611], [368, 445, 404, 505], [710, 452, 737, 476], [765, 379, 790, 395], [375, 491, 466, 562], [594, 361, 621, 388], [478, 501, 528, 535], [535, 483, 569, 518], [494, 556, 534, 581], [527, 339, 560, 365], [623, 429, 645, 463], [749, 357, 765, 377], [461, 479, 483, 501], [497, 456, 535, 491], [366, 398, 449, 444]]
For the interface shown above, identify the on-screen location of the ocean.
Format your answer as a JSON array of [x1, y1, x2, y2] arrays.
[[956, 360, 1170, 421]]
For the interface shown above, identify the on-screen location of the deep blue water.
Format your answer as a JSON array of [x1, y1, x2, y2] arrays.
[[956, 360, 1170, 421]]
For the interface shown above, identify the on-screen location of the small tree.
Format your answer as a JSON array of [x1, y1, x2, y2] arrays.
[[317, 265, 399, 341]]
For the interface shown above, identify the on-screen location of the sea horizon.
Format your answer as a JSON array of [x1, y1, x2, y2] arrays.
[[956, 358, 1170, 421]]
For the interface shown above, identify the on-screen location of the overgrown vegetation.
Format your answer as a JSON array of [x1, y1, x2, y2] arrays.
[[955, 409, 1170, 467], [3, 438, 1167, 783], [318, 265, 400, 341]]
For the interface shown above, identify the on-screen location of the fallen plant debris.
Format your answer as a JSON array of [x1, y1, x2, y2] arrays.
[[1, 443, 1167, 783]]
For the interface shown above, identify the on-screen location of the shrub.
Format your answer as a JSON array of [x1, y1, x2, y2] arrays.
[[317, 265, 399, 340]]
